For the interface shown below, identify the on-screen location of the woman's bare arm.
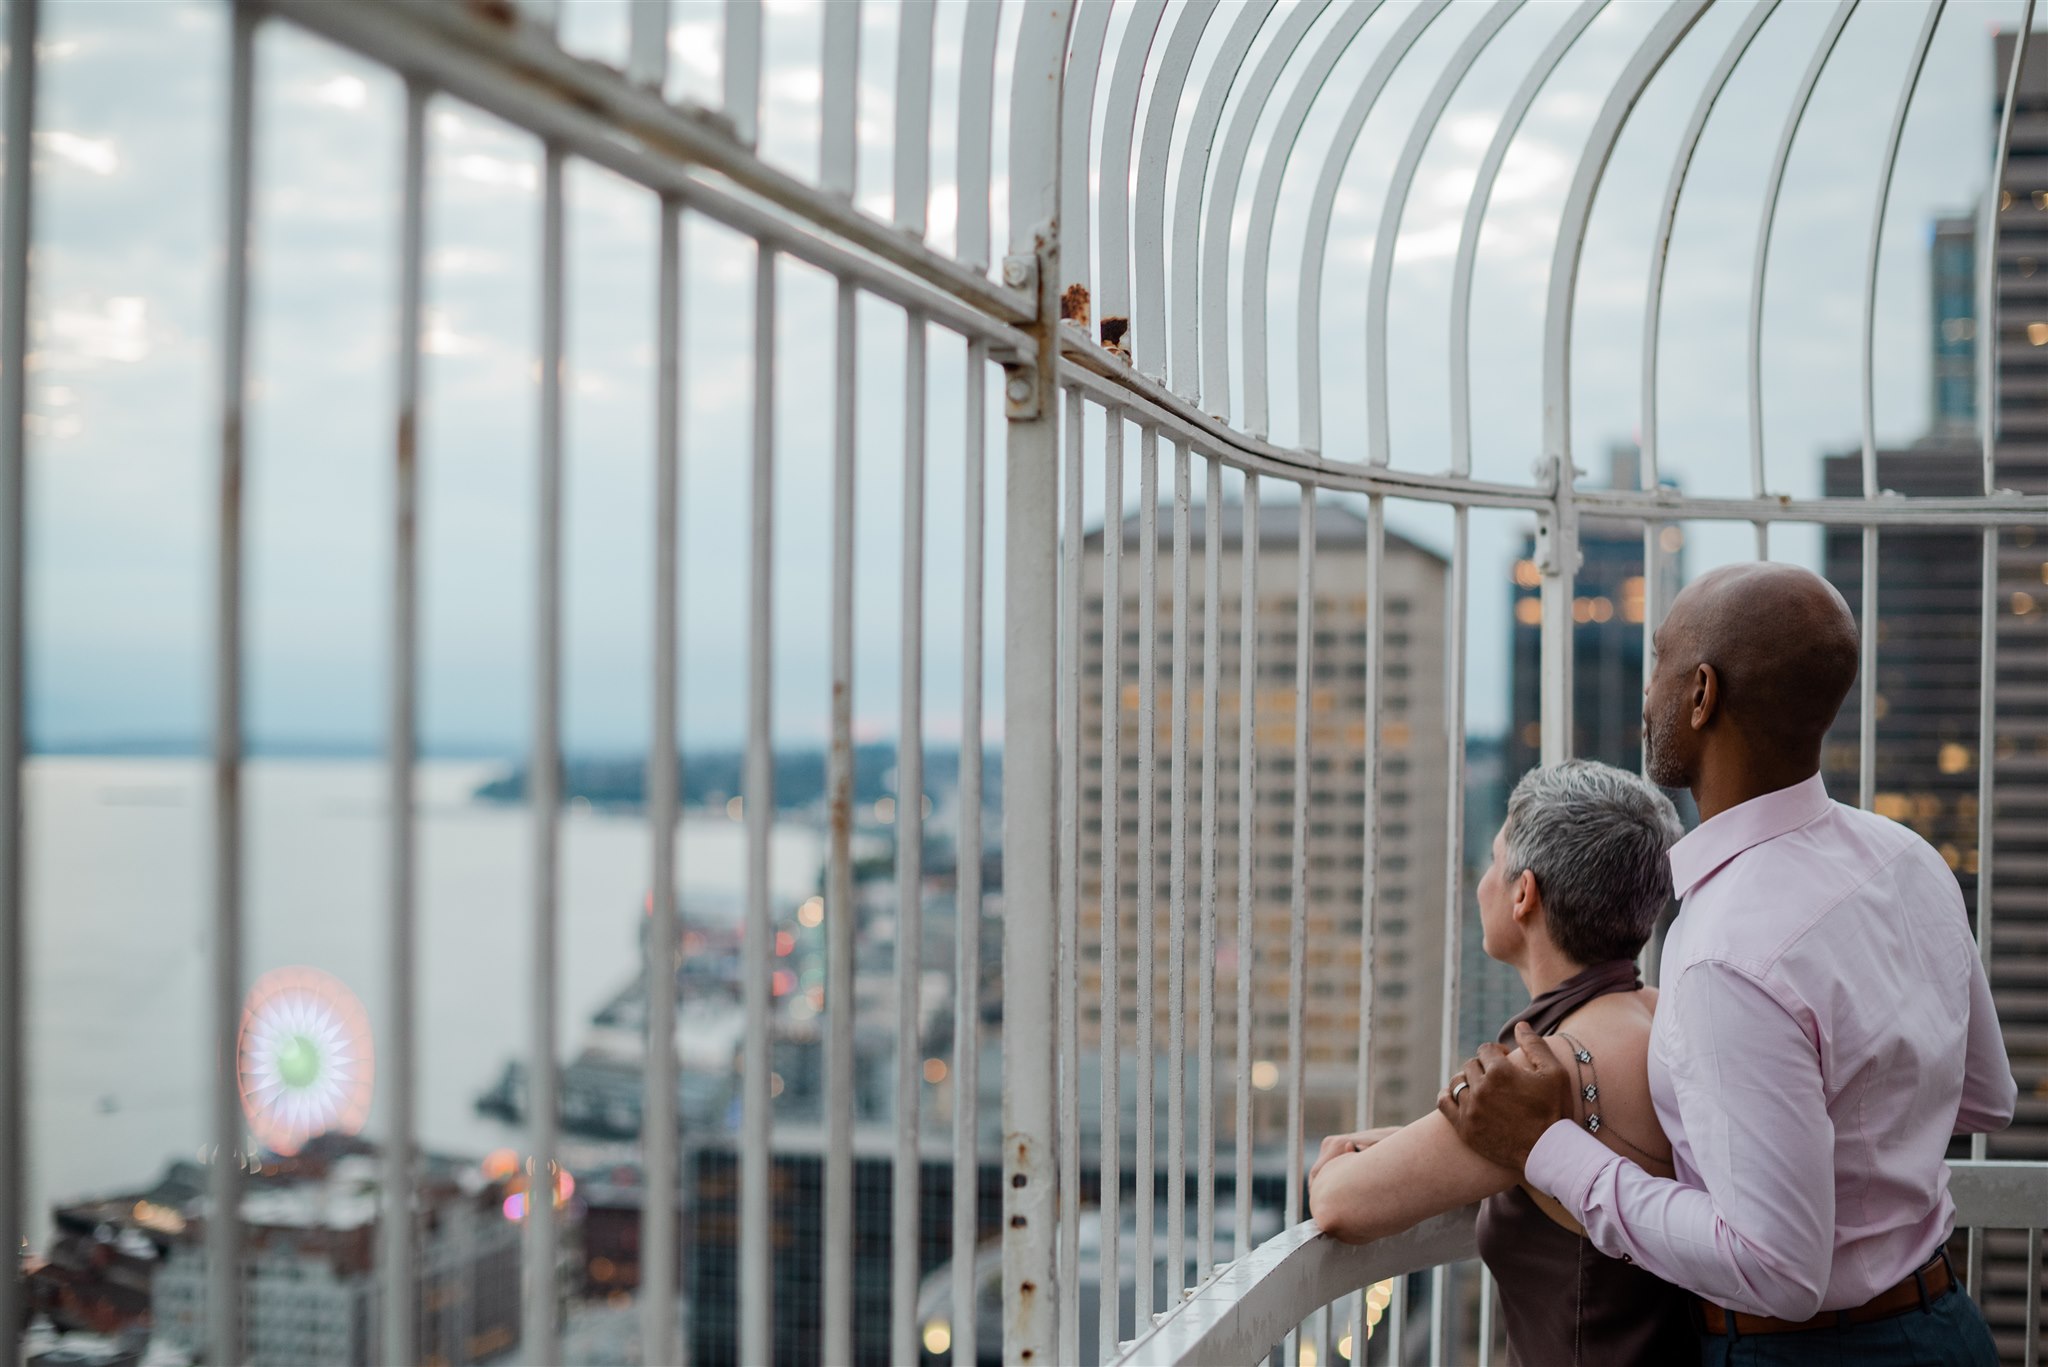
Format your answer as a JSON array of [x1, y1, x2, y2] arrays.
[[1309, 1108, 1519, 1244]]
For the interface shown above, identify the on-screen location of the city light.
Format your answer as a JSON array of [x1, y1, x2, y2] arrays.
[[798, 895, 824, 928], [922, 1319, 951, 1355], [482, 1148, 518, 1181], [726, 795, 744, 821], [775, 930, 795, 957], [923, 1057, 948, 1085], [1939, 743, 1973, 775], [1251, 1060, 1279, 1090]]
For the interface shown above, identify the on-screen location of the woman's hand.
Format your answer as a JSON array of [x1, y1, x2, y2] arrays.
[[1309, 1126, 1402, 1186]]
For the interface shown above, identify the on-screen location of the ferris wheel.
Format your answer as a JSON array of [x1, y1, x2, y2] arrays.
[[237, 966, 375, 1156]]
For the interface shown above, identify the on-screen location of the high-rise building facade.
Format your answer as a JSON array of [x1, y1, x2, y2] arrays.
[[1506, 444, 1686, 783], [1813, 30, 2048, 1360], [1077, 498, 1449, 1146]]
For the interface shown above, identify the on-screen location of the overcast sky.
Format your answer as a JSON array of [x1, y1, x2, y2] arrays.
[[21, 0, 2026, 754]]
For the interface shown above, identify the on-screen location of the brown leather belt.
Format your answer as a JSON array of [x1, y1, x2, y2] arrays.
[[1697, 1249, 1956, 1337]]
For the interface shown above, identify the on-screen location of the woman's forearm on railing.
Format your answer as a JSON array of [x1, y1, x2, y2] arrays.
[[1310, 1110, 1518, 1243]]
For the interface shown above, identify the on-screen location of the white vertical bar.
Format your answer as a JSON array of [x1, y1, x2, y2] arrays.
[[1198, 457, 1222, 1280], [209, 11, 256, 1363], [641, 199, 683, 1367], [2029, 1225, 2043, 1367], [1003, 10, 1069, 1359], [823, 279, 859, 1367], [1234, 475, 1259, 1263], [1135, 427, 1160, 1328], [627, 0, 670, 88], [1858, 525, 1877, 812], [893, 312, 929, 1367], [1971, 10, 2031, 1248], [1477, 1265, 1497, 1367], [1098, 413, 1126, 1363], [739, 245, 777, 1367], [524, 142, 567, 1367], [0, 0, 34, 1347], [1357, 495, 1385, 1130], [956, 0, 1002, 272], [382, 79, 427, 1367], [1284, 492, 1314, 1367], [819, 0, 860, 196], [893, 0, 937, 237], [953, 338, 988, 1367], [723, 0, 762, 148], [1168, 442, 1192, 1298], [1058, 385, 1084, 1366], [1387, 1276, 1407, 1366], [1429, 508, 1469, 1366]]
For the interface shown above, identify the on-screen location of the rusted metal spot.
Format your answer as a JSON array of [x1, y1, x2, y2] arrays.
[[396, 410, 417, 471], [1010, 1214, 1026, 1228], [465, 0, 518, 26], [1020, 1281, 1035, 1294], [1060, 283, 1090, 328], [1100, 315, 1128, 349], [1010, 1173, 1026, 1188]]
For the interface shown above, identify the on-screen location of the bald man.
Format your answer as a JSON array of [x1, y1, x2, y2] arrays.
[[1442, 564, 2015, 1366]]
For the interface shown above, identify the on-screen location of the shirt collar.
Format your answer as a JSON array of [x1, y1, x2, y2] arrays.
[[1668, 771, 1833, 899]]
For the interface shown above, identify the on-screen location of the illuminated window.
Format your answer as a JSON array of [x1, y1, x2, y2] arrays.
[[1873, 793, 1911, 821], [2027, 322, 2048, 346], [1512, 559, 1542, 588], [1514, 597, 1542, 626], [2015, 591, 2039, 617], [1659, 526, 1684, 553], [1938, 743, 1972, 775]]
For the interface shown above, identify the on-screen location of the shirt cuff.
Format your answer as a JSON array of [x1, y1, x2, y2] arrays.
[[1524, 1119, 1616, 1213]]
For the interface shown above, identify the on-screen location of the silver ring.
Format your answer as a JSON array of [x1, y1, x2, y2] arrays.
[[1450, 1079, 1470, 1101]]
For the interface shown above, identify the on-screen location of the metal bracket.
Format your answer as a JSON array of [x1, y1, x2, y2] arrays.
[[1000, 251, 1044, 421]]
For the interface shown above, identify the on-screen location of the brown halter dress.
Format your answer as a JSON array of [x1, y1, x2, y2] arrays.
[[1472, 960, 1700, 1367]]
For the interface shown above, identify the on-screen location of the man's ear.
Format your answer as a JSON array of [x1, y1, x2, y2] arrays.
[[1691, 662, 1720, 731]]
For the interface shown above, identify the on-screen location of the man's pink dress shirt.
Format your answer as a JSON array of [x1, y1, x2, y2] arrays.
[[1524, 773, 2015, 1319]]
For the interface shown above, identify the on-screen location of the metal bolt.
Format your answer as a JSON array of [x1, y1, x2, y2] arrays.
[[1007, 376, 1032, 403], [1003, 257, 1030, 287]]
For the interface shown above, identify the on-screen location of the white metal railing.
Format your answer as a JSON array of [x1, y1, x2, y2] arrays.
[[1, 2, 2046, 1367]]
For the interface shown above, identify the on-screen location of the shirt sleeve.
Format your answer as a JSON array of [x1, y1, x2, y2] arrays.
[[1523, 960, 1833, 1320], [1955, 941, 2016, 1135]]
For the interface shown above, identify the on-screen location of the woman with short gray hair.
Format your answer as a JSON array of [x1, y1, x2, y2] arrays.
[[1309, 760, 1696, 1365]]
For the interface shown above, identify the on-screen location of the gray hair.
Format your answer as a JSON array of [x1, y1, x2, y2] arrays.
[[1501, 760, 1683, 966]]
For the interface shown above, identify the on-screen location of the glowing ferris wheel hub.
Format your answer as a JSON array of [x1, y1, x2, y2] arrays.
[[237, 966, 375, 1157]]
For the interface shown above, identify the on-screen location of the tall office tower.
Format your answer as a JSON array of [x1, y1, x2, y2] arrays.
[[1075, 497, 1449, 1150], [1814, 31, 2048, 1360], [1506, 444, 1686, 785]]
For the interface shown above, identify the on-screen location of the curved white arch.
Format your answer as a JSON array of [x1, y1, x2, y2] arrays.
[[1745, 0, 1857, 513], [1096, 0, 1171, 331], [1859, 0, 1947, 496], [1540, 0, 1709, 470], [1293, 0, 1451, 454], [1240, 0, 1384, 438], [894, 0, 938, 235], [1362, 0, 1525, 469], [1134, 0, 1224, 379], [1448, 0, 1607, 476], [956, 0, 1005, 272], [1639, 0, 1781, 488], [1198, 0, 1333, 415], [1058, 0, 1121, 304], [1164, 0, 1275, 398], [1009, 0, 1080, 250]]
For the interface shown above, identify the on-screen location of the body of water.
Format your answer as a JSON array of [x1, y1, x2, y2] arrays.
[[22, 756, 823, 1245]]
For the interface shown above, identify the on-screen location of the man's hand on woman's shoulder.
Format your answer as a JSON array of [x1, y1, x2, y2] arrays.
[[1438, 1021, 1575, 1174]]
